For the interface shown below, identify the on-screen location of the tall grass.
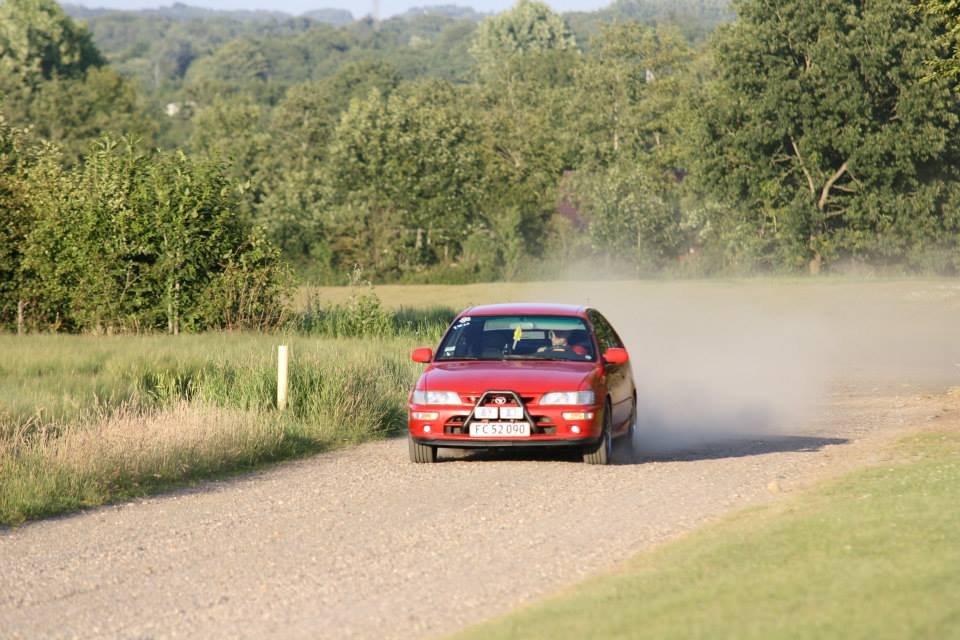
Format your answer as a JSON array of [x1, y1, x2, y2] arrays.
[[294, 288, 455, 338], [1, 404, 289, 522], [0, 333, 432, 525]]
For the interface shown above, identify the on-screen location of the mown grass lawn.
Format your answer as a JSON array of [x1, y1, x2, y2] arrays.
[[455, 428, 960, 639]]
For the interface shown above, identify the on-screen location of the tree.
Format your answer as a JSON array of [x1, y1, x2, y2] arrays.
[[470, 0, 578, 78], [467, 54, 582, 278], [26, 67, 150, 163], [574, 163, 683, 272], [256, 61, 401, 279], [0, 0, 104, 85], [0, 117, 48, 332], [692, 0, 960, 273], [19, 138, 154, 331], [189, 98, 270, 219], [920, 0, 960, 82], [0, 0, 149, 164], [573, 23, 692, 168], [324, 81, 488, 276]]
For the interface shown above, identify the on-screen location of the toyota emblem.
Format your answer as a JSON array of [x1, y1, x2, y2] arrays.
[[493, 396, 506, 405]]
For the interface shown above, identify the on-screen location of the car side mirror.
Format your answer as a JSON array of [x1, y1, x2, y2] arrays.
[[411, 347, 433, 363], [603, 347, 629, 365]]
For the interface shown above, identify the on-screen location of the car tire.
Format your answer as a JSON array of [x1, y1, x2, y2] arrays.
[[583, 403, 612, 465], [408, 435, 438, 463], [617, 397, 637, 459]]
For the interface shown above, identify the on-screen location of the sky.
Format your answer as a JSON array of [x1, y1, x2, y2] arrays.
[[68, 1, 615, 17]]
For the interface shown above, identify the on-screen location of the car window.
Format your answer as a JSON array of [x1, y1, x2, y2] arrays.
[[587, 310, 623, 351], [436, 315, 596, 362]]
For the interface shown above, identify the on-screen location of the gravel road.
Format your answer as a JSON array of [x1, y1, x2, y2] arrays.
[[0, 389, 952, 640]]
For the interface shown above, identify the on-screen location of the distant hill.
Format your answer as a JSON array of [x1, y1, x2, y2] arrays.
[[301, 8, 354, 26], [567, 0, 733, 43], [64, 3, 346, 24], [61, 3, 112, 18], [399, 5, 485, 21]]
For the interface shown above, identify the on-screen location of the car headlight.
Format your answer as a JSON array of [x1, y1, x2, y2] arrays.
[[539, 390, 595, 405], [412, 390, 462, 405]]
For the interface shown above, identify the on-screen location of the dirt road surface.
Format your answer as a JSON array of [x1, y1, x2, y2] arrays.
[[2, 387, 954, 639]]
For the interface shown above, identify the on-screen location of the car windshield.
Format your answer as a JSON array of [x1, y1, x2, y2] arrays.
[[435, 315, 596, 362]]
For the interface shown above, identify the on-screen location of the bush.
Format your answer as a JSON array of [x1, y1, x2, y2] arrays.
[[16, 137, 291, 334]]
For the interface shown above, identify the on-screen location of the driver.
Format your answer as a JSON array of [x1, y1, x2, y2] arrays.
[[538, 330, 588, 355]]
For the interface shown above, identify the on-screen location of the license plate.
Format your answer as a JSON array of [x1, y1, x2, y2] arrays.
[[469, 422, 531, 437]]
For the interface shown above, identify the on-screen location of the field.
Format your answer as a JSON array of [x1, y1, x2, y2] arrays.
[[301, 276, 960, 310], [3, 278, 959, 527]]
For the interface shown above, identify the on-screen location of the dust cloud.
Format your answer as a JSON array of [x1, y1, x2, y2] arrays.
[[526, 279, 960, 455]]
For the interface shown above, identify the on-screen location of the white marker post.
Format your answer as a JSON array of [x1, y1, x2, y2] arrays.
[[277, 345, 289, 411]]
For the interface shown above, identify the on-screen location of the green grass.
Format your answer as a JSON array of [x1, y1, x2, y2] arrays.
[[0, 333, 431, 525], [455, 429, 960, 640]]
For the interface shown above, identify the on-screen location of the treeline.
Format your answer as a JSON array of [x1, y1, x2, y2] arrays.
[[62, 0, 728, 104], [2, 0, 960, 332]]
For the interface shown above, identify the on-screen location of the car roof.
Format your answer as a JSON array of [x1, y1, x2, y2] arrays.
[[460, 303, 588, 317]]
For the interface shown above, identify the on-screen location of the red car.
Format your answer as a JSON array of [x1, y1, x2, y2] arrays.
[[407, 303, 636, 465]]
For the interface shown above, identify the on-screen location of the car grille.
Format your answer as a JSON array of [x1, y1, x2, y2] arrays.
[[443, 391, 556, 435]]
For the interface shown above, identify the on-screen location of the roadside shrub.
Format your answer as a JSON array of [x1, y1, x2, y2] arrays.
[[17, 138, 290, 334]]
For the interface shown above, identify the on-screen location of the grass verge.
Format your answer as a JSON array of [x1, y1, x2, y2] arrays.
[[455, 427, 960, 639], [0, 334, 427, 526]]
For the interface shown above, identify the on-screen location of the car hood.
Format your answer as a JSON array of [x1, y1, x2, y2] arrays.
[[421, 360, 598, 395]]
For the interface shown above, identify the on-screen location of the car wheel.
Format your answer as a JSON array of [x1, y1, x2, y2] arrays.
[[583, 403, 612, 465], [617, 397, 637, 459], [408, 435, 437, 463]]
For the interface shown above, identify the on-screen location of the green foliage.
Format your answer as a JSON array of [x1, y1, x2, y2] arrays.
[[574, 163, 685, 272], [324, 80, 489, 276], [297, 290, 391, 338], [920, 0, 960, 82], [0, 0, 104, 84], [5, 0, 960, 294], [470, 0, 578, 78], [573, 22, 692, 168], [0, 0, 148, 164], [255, 60, 402, 278], [15, 137, 290, 333], [692, 0, 960, 273], [567, 0, 733, 45], [188, 98, 270, 217], [0, 117, 46, 328]]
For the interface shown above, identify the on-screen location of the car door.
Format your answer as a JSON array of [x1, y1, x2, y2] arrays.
[[587, 309, 633, 431]]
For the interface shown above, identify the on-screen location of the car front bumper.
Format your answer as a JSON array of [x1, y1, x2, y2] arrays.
[[407, 403, 603, 447], [410, 437, 598, 448]]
